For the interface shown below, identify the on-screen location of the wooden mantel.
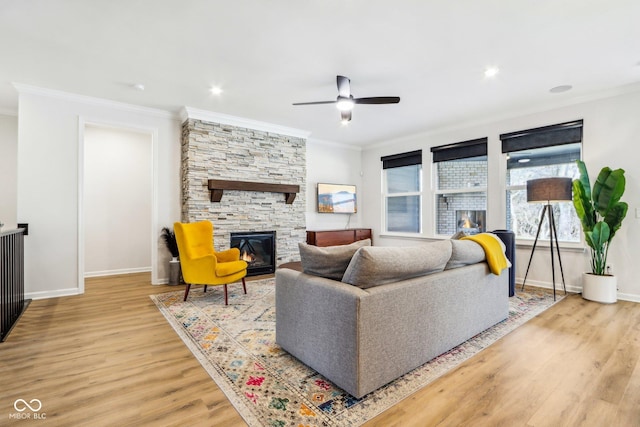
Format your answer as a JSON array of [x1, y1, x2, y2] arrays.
[[207, 179, 300, 204]]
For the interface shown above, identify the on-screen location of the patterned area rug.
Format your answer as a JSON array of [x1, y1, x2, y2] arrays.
[[151, 279, 564, 426]]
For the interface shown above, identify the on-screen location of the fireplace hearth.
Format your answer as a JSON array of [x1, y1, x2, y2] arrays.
[[230, 231, 276, 276]]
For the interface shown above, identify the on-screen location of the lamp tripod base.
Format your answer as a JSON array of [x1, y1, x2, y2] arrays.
[[520, 203, 567, 300]]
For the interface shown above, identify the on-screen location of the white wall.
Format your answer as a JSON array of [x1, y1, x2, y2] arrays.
[[0, 113, 18, 230], [306, 139, 363, 231], [84, 125, 152, 276], [16, 87, 181, 299], [361, 89, 640, 302]]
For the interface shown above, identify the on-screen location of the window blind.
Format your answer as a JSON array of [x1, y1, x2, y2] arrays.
[[381, 150, 422, 169], [430, 137, 487, 162], [500, 120, 583, 153]]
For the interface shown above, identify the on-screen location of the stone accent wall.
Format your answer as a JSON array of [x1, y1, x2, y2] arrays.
[[436, 160, 487, 235], [436, 194, 486, 235], [437, 160, 487, 190], [181, 119, 306, 264]]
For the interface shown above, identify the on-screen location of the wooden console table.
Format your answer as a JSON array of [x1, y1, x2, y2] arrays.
[[306, 228, 372, 247]]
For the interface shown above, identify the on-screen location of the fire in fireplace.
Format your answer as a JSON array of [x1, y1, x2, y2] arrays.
[[456, 210, 486, 235], [230, 231, 276, 276]]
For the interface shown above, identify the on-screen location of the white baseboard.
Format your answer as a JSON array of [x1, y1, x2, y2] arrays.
[[84, 267, 151, 278], [516, 276, 640, 303], [515, 277, 581, 294], [617, 292, 640, 303], [26, 288, 82, 300]]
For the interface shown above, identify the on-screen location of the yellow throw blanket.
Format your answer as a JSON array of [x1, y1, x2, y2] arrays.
[[461, 233, 509, 275]]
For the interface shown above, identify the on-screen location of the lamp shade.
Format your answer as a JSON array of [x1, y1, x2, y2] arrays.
[[526, 177, 573, 203]]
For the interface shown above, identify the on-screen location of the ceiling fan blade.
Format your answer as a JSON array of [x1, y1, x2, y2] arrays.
[[341, 110, 352, 122], [292, 100, 336, 106], [354, 96, 401, 105], [337, 75, 351, 97]]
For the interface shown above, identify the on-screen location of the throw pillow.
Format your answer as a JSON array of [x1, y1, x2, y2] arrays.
[[298, 238, 371, 280], [341, 240, 452, 289], [445, 239, 486, 270]]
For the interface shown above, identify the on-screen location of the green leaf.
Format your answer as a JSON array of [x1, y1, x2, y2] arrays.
[[604, 201, 628, 241], [583, 231, 596, 251], [575, 160, 591, 200], [572, 179, 595, 232], [594, 168, 626, 216], [591, 166, 611, 211], [591, 222, 610, 249]]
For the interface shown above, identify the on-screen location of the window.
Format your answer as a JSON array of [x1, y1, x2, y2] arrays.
[[382, 150, 422, 233], [501, 120, 582, 242], [431, 138, 488, 236]]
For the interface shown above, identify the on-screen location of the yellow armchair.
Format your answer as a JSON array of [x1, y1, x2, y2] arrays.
[[174, 220, 248, 304]]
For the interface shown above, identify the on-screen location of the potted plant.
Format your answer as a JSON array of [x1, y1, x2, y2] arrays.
[[572, 160, 628, 303], [161, 226, 181, 285]]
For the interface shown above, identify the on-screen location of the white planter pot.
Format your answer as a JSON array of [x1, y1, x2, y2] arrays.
[[582, 272, 617, 304]]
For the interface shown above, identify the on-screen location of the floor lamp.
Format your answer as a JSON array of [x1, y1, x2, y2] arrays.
[[521, 177, 572, 300]]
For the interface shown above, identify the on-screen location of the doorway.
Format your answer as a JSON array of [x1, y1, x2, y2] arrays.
[[82, 123, 153, 280]]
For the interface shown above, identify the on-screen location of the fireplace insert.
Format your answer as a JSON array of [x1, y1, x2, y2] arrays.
[[230, 231, 276, 276], [456, 210, 486, 235]]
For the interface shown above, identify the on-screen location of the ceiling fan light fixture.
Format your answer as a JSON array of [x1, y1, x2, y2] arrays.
[[336, 97, 355, 111], [293, 75, 399, 122]]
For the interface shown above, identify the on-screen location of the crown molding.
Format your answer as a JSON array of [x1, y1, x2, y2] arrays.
[[181, 106, 311, 140], [12, 83, 177, 120]]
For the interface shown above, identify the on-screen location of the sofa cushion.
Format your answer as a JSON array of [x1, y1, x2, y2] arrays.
[[445, 239, 486, 270], [298, 239, 371, 280], [341, 240, 452, 289]]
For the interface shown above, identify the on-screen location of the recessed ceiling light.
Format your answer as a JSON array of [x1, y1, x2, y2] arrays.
[[210, 86, 223, 96], [484, 67, 500, 78], [549, 85, 572, 93], [132, 83, 145, 91]]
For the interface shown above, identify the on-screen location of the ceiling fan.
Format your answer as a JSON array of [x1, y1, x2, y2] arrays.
[[293, 75, 400, 123]]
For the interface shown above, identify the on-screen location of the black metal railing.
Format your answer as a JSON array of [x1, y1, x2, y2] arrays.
[[1, 228, 28, 342]]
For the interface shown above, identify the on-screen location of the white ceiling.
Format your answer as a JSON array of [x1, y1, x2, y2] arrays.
[[1, 0, 639, 146]]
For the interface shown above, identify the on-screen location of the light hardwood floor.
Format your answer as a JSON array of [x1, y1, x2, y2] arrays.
[[1, 273, 638, 426]]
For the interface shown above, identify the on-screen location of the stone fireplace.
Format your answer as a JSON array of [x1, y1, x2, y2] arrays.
[[180, 114, 307, 266]]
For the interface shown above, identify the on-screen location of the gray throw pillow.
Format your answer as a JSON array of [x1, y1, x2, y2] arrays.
[[445, 239, 486, 270], [341, 240, 452, 289], [298, 239, 372, 280]]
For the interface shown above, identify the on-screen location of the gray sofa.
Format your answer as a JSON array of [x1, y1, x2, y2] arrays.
[[275, 239, 509, 398]]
